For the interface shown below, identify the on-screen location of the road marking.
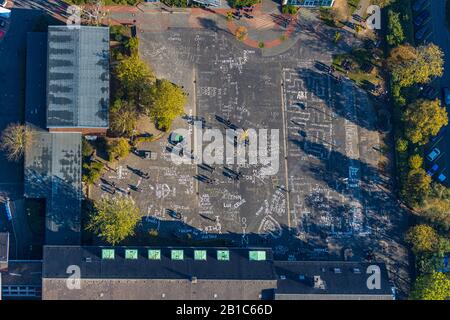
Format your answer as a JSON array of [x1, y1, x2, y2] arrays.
[[280, 75, 291, 229]]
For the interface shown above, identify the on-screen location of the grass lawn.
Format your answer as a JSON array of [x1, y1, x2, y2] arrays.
[[332, 48, 383, 88]]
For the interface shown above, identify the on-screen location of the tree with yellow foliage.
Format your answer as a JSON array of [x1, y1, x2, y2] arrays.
[[402, 99, 448, 145], [388, 44, 444, 87]]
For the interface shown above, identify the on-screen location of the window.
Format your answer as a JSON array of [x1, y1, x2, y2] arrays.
[[148, 249, 161, 260], [194, 250, 207, 261], [249, 250, 266, 261], [125, 249, 138, 259], [171, 249, 184, 260], [102, 249, 115, 260], [217, 250, 229, 261]]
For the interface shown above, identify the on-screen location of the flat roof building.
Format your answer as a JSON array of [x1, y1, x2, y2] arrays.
[[46, 26, 110, 133], [24, 131, 82, 245], [42, 246, 277, 300], [274, 261, 394, 300], [41, 246, 394, 300], [23, 25, 111, 246]]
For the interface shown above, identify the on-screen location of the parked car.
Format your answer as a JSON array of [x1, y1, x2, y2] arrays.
[[413, 0, 429, 12], [169, 132, 185, 144], [443, 87, 450, 106], [438, 173, 447, 182], [427, 148, 441, 161], [427, 164, 439, 176], [415, 25, 432, 41], [414, 10, 430, 27]]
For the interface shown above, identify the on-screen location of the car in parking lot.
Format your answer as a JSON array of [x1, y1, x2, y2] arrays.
[[169, 132, 185, 144], [438, 173, 447, 183], [427, 164, 439, 176], [443, 87, 450, 106], [413, 0, 429, 12], [427, 148, 441, 161], [414, 10, 430, 27]]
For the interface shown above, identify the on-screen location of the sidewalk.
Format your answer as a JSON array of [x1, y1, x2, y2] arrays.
[[106, 0, 302, 53]]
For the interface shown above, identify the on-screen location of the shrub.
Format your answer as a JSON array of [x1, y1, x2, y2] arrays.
[[282, 5, 298, 15], [82, 139, 95, 158], [82, 161, 104, 185], [408, 154, 423, 170], [395, 137, 408, 153], [107, 138, 130, 161]]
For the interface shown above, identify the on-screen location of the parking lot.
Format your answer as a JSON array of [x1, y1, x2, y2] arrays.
[[414, 0, 449, 186], [90, 21, 410, 283]]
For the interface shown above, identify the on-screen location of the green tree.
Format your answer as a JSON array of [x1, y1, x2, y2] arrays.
[[386, 10, 405, 46], [410, 271, 450, 300], [87, 196, 141, 245], [401, 169, 432, 207], [0, 123, 33, 162], [125, 37, 139, 57], [107, 138, 130, 161], [402, 99, 448, 145], [148, 79, 187, 131], [82, 161, 104, 185], [388, 44, 444, 87], [109, 99, 138, 137], [228, 0, 259, 8], [82, 139, 95, 158], [421, 183, 450, 230], [395, 137, 408, 153], [406, 224, 439, 254], [114, 55, 155, 106], [408, 154, 423, 170]]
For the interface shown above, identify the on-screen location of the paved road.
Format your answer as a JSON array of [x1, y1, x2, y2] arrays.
[[428, 0, 449, 186]]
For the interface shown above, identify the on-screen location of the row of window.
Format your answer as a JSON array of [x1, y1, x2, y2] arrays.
[[100, 249, 267, 262]]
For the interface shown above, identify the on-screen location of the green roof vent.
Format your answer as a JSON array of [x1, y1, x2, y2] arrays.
[[194, 250, 207, 261], [125, 249, 138, 260], [249, 250, 266, 261], [102, 249, 115, 260], [217, 250, 230, 261], [148, 249, 161, 260], [171, 249, 184, 260]]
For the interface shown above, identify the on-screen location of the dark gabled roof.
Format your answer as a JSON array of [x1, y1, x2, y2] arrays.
[[274, 261, 393, 299], [25, 32, 48, 128], [42, 246, 276, 280], [24, 132, 82, 245], [46, 26, 109, 128]]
